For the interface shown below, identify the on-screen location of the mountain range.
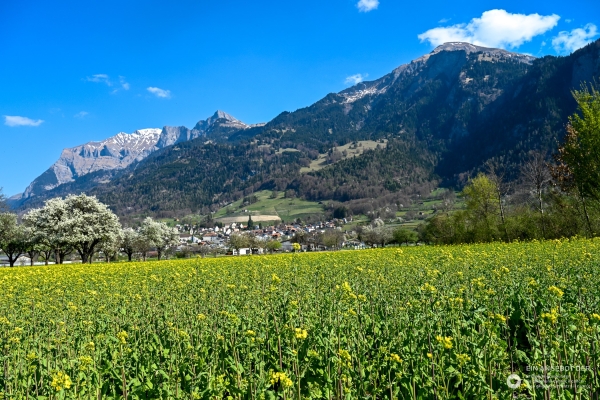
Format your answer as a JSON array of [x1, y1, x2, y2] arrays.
[[10, 39, 600, 217], [18, 111, 256, 200]]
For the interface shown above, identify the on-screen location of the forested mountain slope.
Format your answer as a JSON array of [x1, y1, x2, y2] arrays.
[[14, 40, 600, 217]]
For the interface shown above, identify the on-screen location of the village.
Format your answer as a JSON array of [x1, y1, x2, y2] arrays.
[[172, 217, 365, 256]]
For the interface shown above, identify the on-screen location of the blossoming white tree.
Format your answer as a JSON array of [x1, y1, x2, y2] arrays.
[[120, 228, 139, 261], [23, 194, 121, 264], [138, 217, 179, 260]]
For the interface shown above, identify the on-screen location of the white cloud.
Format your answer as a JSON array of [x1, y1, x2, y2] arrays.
[[119, 76, 130, 90], [552, 23, 598, 54], [147, 87, 171, 98], [418, 9, 560, 49], [86, 74, 112, 86], [74, 111, 89, 119], [345, 74, 368, 85], [4, 115, 44, 127], [438, 18, 451, 24], [357, 0, 379, 12]]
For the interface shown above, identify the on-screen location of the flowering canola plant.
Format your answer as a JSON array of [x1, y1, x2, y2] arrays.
[[0, 238, 599, 399]]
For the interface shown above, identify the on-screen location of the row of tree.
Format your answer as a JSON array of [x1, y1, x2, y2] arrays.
[[0, 194, 179, 267]]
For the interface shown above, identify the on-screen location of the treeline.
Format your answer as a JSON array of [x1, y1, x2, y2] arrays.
[[0, 194, 179, 267], [422, 84, 600, 244]]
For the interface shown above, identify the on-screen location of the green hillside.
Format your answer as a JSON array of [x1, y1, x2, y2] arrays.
[[214, 190, 325, 224]]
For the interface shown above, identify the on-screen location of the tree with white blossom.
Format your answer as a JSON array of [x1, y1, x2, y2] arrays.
[[23, 194, 121, 264], [138, 217, 179, 261]]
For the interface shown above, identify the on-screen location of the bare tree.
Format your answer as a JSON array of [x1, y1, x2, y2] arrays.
[[196, 244, 211, 258], [0, 187, 9, 213], [439, 189, 456, 213], [520, 151, 552, 238], [485, 158, 510, 241]]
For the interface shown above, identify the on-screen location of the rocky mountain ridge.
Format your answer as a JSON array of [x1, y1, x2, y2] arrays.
[[18, 111, 253, 200]]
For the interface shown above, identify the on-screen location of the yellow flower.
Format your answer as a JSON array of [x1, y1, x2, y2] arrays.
[[528, 278, 538, 287], [245, 330, 256, 337], [436, 335, 453, 349], [308, 350, 320, 358], [270, 371, 293, 388], [548, 286, 564, 298], [196, 313, 207, 321], [85, 342, 95, 352], [272, 274, 281, 284], [541, 308, 559, 324], [390, 353, 402, 363], [295, 328, 308, 340], [591, 313, 600, 323], [421, 283, 436, 293], [338, 349, 352, 366], [116, 331, 128, 344], [78, 355, 93, 371], [427, 353, 433, 358], [8, 337, 20, 345], [50, 371, 72, 391], [177, 330, 189, 340], [493, 313, 506, 323], [341, 281, 353, 293], [456, 353, 471, 366]]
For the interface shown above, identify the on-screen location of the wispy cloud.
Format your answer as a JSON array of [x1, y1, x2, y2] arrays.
[[438, 18, 451, 24], [552, 23, 598, 54], [74, 111, 89, 119], [86, 74, 112, 86], [357, 0, 379, 13], [147, 87, 171, 98], [345, 74, 368, 85], [86, 74, 130, 92], [418, 9, 560, 49], [119, 76, 130, 90], [4, 115, 44, 127]]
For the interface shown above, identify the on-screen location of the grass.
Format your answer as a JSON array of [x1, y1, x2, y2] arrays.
[[300, 140, 388, 173], [213, 190, 325, 223]]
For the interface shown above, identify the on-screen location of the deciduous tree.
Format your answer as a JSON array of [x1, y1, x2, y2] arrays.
[[552, 83, 600, 236], [0, 213, 27, 267]]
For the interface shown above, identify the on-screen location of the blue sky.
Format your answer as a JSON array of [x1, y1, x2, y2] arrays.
[[1, 0, 599, 196]]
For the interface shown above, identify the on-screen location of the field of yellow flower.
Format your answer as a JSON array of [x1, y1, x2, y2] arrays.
[[1, 239, 599, 399]]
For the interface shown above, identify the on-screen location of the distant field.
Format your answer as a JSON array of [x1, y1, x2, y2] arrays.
[[214, 190, 325, 223], [300, 140, 387, 173]]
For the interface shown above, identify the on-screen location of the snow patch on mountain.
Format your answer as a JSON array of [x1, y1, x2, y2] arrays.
[[21, 111, 252, 200]]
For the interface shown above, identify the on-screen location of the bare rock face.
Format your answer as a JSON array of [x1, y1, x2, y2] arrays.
[[155, 126, 201, 149], [337, 42, 536, 105], [22, 129, 162, 198], [21, 111, 251, 200]]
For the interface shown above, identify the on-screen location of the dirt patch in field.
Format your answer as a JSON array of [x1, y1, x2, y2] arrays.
[[217, 215, 281, 223]]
